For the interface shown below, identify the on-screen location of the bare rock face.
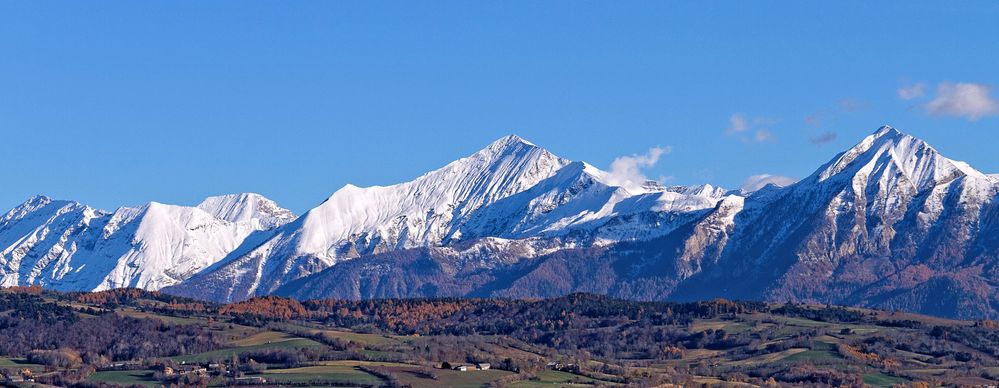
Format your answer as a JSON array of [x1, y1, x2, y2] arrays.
[[170, 135, 726, 302], [0, 194, 294, 291], [270, 127, 999, 319], [6, 127, 995, 319], [661, 127, 998, 318]]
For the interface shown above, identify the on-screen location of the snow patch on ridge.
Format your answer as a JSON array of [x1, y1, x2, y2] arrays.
[[197, 193, 296, 229], [0, 193, 292, 291]]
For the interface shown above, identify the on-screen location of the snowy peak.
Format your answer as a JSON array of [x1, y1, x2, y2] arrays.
[[873, 124, 901, 137], [439, 134, 571, 204], [1, 195, 58, 224], [449, 160, 728, 242], [0, 192, 295, 292], [296, 135, 573, 258], [15, 194, 54, 209], [668, 184, 728, 198], [0, 195, 106, 237], [480, 134, 536, 153], [197, 193, 295, 229], [816, 126, 985, 190], [169, 135, 579, 299]]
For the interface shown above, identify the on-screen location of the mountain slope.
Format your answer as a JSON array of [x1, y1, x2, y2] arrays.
[[7, 126, 995, 319], [196, 193, 296, 229], [635, 126, 999, 318], [669, 127, 996, 301], [272, 127, 999, 319], [0, 194, 293, 291], [170, 136, 726, 301]]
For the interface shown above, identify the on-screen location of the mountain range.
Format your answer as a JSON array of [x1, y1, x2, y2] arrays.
[[2, 126, 997, 319]]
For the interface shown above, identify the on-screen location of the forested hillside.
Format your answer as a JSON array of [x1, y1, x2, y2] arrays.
[[2, 287, 998, 387]]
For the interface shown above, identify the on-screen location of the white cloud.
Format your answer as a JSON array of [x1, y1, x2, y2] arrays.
[[727, 113, 749, 133], [740, 174, 797, 192], [605, 146, 671, 190], [925, 82, 999, 120], [897, 83, 926, 100], [810, 131, 837, 145], [754, 130, 774, 143], [726, 113, 777, 142]]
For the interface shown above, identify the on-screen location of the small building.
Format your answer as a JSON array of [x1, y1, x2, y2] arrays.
[[547, 362, 578, 372], [162, 366, 175, 376], [476, 363, 491, 370], [235, 376, 267, 384], [178, 366, 208, 375]]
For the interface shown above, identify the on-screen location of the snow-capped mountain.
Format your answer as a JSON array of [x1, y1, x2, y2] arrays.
[[270, 126, 999, 319], [168, 135, 727, 301], [453, 161, 724, 242], [0, 194, 293, 291], [197, 193, 296, 229], [650, 126, 999, 318], [6, 126, 996, 319]]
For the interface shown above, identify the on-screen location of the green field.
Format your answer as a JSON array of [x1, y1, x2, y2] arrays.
[[228, 330, 300, 346], [117, 309, 207, 325], [510, 370, 598, 387], [173, 335, 324, 363], [0, 357, 45, 373], [863, 372, 907, 387], [88, 370, 161, 387], [5, 289, 998, 387], [256, 361, 512, 387], [772, 340, 842, 363], [731, 348, 809, 366], [316, 360, 414, 367], [258, 364, 383, 385], [319, 329, 402, 346], [280, 323, 406, 346], [378, 366, 514, 388]]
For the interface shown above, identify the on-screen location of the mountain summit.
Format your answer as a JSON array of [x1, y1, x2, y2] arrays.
[[4, 128, 998, 319], [197, 193, 296, 229], [0, 194, 293, 291], [262, 127, 999, 319], [816, 126, 986, 189], [170, 135, 726, 301]]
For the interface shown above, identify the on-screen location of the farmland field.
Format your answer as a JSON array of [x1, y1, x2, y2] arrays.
[[510, 370, 599, 387], [173, 336, 324, 363], [257, 364, 382, 385], [88, 370, 160, 387], [0, 357, 45, 373], [2, 289, 998, 387]]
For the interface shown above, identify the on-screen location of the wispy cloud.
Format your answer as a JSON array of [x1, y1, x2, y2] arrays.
[[924, 82, 999, 120], [810, 132, 837, 145], [725, 113, 777, 143], [897, 83, 926, 100], [605, 146, 672, 190], [754, 130, 774, 143], [838, 98, 864, 113], [805, 99, 865, 127], [726, 113, 749, 133], [740, 174, 797, 192]]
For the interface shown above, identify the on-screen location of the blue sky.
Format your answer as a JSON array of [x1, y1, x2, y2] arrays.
[[2, 2, 998, 213]]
